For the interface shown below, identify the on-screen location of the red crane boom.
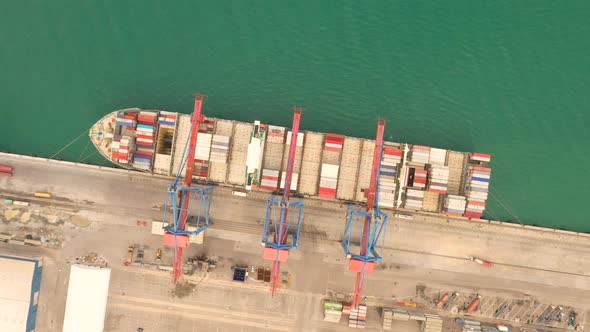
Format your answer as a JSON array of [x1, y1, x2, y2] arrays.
[[170, 95, 204, 282], [351, 119, 386, 308]]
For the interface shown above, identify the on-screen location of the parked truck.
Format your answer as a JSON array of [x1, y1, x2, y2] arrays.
[[466, 295, 482, 313]]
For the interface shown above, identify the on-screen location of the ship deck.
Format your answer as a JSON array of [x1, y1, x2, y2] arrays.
[[90, 110, 493, 217]]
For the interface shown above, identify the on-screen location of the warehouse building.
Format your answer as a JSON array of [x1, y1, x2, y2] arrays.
[[62, 264, 111, 332], [0, 254, 43, 332]]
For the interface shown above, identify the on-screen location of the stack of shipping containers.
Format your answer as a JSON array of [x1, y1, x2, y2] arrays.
[[194, 133, 212, 178], [266, 125, 285, 144], [323, 302, 343, 323], [413, 169, 427, 189], [319, 163, 339, 198], [209, 135, 230, 163], [134, 111, 158, 170], [378, 147, 402, 208], [318, 133, 343, 199], [428, 165, 450, 194], [428, 148, 447, 165], [347, 304, 367, 329], [410, 145, 430, 163], [464, 165, 491, 219], [444, 195, 467, 216], [404, 188, 424, 210], [260, 169, 279, 191], [281, 129, 304, 192], [324, 133, 344, 152]]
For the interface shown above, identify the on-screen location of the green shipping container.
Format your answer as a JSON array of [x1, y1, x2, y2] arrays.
[[3, 199, 13, 204], [324, 301, 343, 311]]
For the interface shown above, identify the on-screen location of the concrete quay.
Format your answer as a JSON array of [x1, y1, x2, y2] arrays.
[[1, 151, 589, 332]]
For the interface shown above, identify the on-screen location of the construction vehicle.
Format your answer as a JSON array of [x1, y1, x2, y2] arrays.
[[124, 246, 134, 266]]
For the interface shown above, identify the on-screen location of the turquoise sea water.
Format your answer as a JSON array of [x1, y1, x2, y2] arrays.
[[1, 2, 589, 231]]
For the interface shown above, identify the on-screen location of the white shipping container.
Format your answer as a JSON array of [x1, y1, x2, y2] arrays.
[[467, 204, 485, 211], [286, 131, 304, 147], [263, 169, 280, 177], [151, 220, 168, 235], [406, 189, 425, 197], [321, 163, 340, 178], [280, 172, 299, 191], [261, 179, 278, 187], [325, 142, 343, 149]]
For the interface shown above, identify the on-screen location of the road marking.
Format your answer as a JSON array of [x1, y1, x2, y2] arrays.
[[109, 294, 293, 331]]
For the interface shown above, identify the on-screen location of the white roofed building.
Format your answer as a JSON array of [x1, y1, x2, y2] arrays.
[[62, 265, 111, 332]]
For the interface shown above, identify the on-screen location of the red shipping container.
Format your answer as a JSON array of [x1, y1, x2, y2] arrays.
[[0, 171, 12, 177], [383, 147, 402, 156], [413, 145, 431, 150], [464, 211, 483, 219], [472, 166, 492, 172], [137, 134, 154, 140], [135, 150, 153, 157], [472, 152, 492, 159], [324, 147, 342, 152]]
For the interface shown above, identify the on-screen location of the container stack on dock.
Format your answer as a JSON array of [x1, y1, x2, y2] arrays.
[[382, 309, 393, 330], [319, 163, 339, 199], [404, 188, 424, 210], [323, 301, 343, 323], [260, 169, 279, 191], [348, 304, 367, 329], [421, 314, 443, 332], [428, 165, 450, 194], [379, 147, 402, 208], [410, 145, 431, 164], [444, 195, 467, 216], [464, 165, 491, 219]]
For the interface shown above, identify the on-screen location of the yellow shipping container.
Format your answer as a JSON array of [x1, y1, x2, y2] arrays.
[[34, 192, 52, 198]]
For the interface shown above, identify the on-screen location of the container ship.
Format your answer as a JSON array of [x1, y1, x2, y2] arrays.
[[89, 108, 493, 218]]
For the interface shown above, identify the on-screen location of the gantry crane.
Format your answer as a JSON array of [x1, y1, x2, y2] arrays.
[[262, 107, 304, 296], [163, 95, 215, 282], [341, 119, 388, 308]]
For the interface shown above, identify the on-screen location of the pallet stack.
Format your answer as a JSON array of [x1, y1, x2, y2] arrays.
[[428, 165, 450, 193], [323, 301, 343, 323]]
